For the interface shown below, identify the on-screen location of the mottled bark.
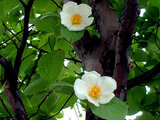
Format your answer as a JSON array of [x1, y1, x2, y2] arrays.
[[62, 0, 139, 119], [113, 0, 140, 99]]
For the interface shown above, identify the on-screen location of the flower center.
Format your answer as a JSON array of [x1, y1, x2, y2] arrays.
[[89, 85, 101, 99], [71, 14, 82, 25]]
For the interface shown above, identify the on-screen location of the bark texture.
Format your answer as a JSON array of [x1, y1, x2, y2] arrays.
[[63, 0, 140, 119], [0, 56, 28, 120]]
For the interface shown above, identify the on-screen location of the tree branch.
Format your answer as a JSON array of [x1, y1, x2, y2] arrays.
[[127, 63, 160, 89], [0, 25, 34, 47], [113, 0, 140, 100], [0, 56, 28, 120], [14, 0, 35, 78], [0, 30, 22, 47], [0, 56, 17, 89]]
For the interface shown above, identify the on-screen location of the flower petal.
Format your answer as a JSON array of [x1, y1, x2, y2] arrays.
[[78, 4, 92, 16], [82, 71, 100, 85], [74, 79, 88, 100], [99, 93, 115, 104], [83, 17, 94, 26], [63, 1, 77, 14], [100, 76, 117, 94], [60, 12, 72, 27], [87, 96, 100, 107], [67, 24, 85, 31]]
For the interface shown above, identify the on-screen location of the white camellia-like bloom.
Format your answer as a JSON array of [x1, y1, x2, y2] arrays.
[[74, 71, 117, 107], [60, 1, 94, 31]]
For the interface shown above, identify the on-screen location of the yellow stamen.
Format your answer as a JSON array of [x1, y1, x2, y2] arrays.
[[71, 14, 82, 25], [89, 85, 101, 99]]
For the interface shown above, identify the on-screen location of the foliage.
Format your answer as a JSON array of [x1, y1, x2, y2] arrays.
[[0, 0, 160, 119]]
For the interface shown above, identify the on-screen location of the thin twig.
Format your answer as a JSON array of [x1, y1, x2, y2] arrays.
[[46, 92, 74, 119], [18, 75, 28, 89], [21, 52, 37, 62], [19, 0, 26, 7], [28, 43, 48, 53], [0, 25, 34, 47], [132, 61, 144, 73], [25, 51, 42, 87], [29, 91, 52, 119], [19, 51, 42, 89], [0, 28, 18, 49], [65, 57, 82, 63], [50, 0, 62, 9], [3, 23, 22, 42], [0, 98, 14, 120]]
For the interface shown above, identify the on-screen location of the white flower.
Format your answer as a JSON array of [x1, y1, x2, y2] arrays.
[[74, 71, 117, 107], [60, 1, 94, 31]]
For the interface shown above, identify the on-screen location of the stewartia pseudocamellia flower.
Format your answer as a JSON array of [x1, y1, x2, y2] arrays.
[[74, 71, 117, 107], [60, 1, 94, 31]]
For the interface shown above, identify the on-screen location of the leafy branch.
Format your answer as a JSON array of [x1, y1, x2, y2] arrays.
[[0, 0, 35, 120], [14, 0, 35, 78], [46, 92, 74, 119], [19, 51, 42, 89], [0, 27, 18, 49], [3, 23, 22, 42], [29, 91, 52, 119], [128, 63, 160, 89]]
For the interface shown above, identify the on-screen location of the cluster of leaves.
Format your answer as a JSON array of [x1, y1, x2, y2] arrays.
[[107, 0, 160, 119], [126, 0, 160, 119], [0, 0, 127, 119], [0, 0, 84, 119], [0, 0, 159, 120]]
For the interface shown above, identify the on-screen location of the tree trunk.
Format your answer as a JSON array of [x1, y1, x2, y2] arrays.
[[63, 0, 139, 119]]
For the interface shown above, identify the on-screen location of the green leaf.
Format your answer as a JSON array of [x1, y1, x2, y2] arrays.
[[38, 33, 54, 48], [133, 48, 148, 62], [34, 15, 60, 33], [0, 0, 20, 21], [33, 0, 60, 13], [52, 94, 77, 113], [41, 93, 59, 114], [61, 77, 78, 85], [135, 111, 153, 120], [127, 86, 146, 115], [89, 97, 128, 120], [38, 50, 65, 83], [148, 0, 160, 12], [60, 26, 84, 43], [142, 93, 157, 106], [31, 92, 48, 107], [24, 78, 49, 95]]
